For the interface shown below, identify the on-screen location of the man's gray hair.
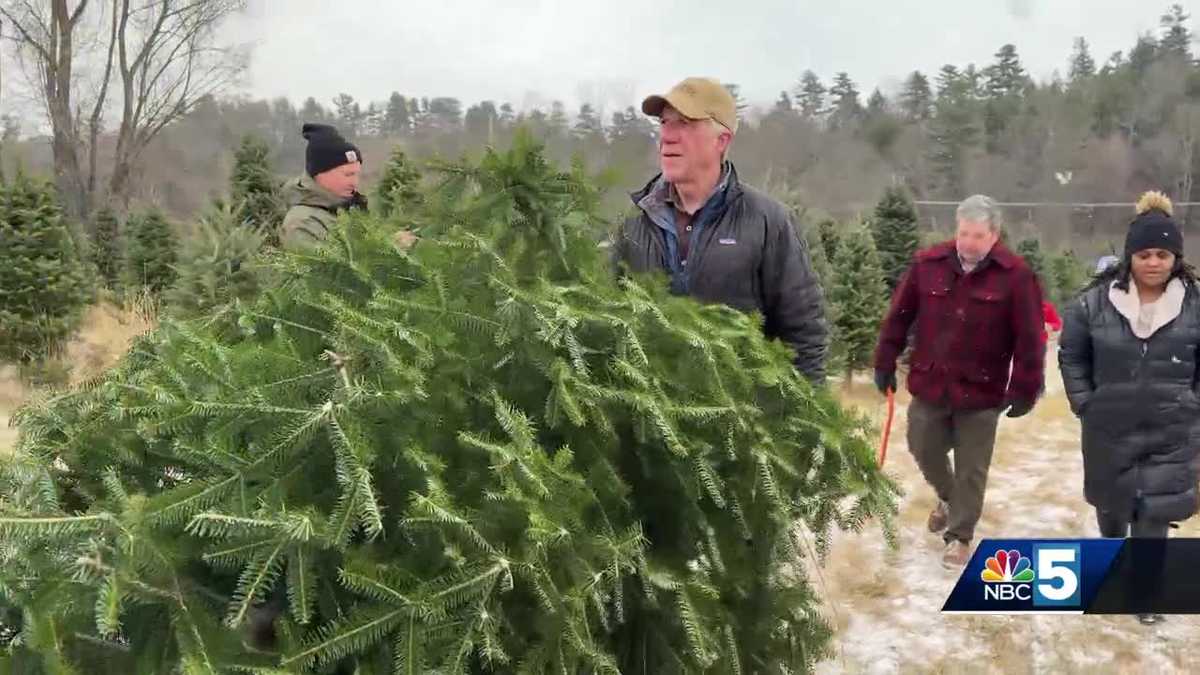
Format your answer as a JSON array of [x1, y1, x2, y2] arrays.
[[956, 194, 1003, 232]]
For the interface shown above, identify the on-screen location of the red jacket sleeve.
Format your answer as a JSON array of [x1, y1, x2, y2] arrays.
[[1008, 269, 1047, 401], [1043, 302, 1063, 332], [874, 261, 920, 372]]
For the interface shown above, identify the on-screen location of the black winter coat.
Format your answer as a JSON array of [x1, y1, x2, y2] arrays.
[[612, 166, 828, 381], [1059, 280, 1200, 523]]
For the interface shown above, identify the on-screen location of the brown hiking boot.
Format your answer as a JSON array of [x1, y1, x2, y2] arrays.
[[941, 540, 971, 570], [927, 500, 949, 533]]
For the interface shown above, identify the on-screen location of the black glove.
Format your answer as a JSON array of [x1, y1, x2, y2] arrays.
[[348, 191, 369, 212], [874, 369, 897, 395], [1004, 397, 1035, 418]]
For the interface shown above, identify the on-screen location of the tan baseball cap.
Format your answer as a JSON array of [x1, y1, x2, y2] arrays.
[[641, 77, 739, 133]]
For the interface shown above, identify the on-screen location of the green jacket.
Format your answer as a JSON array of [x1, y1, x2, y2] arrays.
[[280, 174, 348, 251]]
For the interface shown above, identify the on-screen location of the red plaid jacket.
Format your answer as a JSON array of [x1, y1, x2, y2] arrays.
[[874, 241, 1045, 409]]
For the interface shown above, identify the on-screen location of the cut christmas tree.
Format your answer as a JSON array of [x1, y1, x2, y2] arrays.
[[0, 133, 897, 674]]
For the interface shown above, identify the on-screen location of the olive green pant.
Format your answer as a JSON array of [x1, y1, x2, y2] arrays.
[[906, 397, 1002, 544]]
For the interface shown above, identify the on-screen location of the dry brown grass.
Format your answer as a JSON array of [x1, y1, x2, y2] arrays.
[[0, 366, 25, 453], [0, 295, 157, 453], [64, 293, 158, 386]]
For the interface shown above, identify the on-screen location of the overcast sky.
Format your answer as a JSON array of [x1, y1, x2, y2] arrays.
[[227, 0, 1187, 114]]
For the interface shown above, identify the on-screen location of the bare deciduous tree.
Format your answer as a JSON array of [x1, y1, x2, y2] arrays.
[[108, 0, 248, 204], [0, 0, 245, 216], [0, 0, 92, 216]]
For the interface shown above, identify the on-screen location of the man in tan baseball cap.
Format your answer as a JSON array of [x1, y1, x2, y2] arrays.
[[641, 76, 740, 134], [612, 77, 829, 383]]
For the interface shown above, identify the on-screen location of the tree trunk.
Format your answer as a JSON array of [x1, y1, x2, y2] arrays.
[[109, 150, 134, 208], [47, 0, 90, 219]]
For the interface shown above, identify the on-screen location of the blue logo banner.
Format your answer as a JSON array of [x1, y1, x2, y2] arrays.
[[942, 539, 1124, 613]]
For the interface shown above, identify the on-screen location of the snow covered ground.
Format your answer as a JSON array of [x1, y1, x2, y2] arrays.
[[817, 348, 1200, 673]]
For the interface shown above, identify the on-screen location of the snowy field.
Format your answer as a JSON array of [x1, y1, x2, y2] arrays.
[[818, 347, 1200, 674]]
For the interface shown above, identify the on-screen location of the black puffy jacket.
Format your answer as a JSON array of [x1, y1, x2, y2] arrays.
[[1059, 280, 1200, 523], [612, 165, 828, 381]]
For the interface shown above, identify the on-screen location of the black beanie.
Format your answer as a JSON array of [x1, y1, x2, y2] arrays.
[[1124, 191, 1183, 257], [302, 123, 362, 177]]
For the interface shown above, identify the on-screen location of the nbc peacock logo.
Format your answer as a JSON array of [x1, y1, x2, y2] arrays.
[[980, 549, 1035, 601], [981, 549, 1035, 583]]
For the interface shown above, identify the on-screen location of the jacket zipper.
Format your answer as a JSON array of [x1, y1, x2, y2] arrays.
[[1135, 339, 1148, 505]]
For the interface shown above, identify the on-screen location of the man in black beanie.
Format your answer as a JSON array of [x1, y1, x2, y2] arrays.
[[280, 123, 369, 251]]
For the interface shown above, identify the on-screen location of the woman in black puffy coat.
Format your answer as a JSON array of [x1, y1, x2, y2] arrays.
[[1059, 191, 1200, 625]]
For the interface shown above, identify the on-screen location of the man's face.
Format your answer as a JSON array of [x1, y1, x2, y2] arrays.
[[658, 106, 730, 184], [315, 162, 362, 199], [955, 218, 999, 265]]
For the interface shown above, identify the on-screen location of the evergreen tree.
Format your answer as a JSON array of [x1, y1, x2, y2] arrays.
[[871, 187, 920, 290], [1016, 238, 1048, 287], [91, 206, 123, 289], [722, 83, 749, 126], [411, 98, 432, 135], [300, 97, 329, 124], [1050, 249, 1087, 308], [270, 98, 300, 146], [332, 93, 364, 138], [0, 116, 18, 183], [1160, 4, 1192, 60], [900, 71, 934, 122], [929, 67, 980, 197], [375, 147, 424, 218], [818, 217, 841, 262], [867, 89, 887, 115], [0, 134, 897, 674], [231, 134, 285, 245], [796, 70, 827, 120], [986, 44, 1027, 99], [0, 173, 90, 364], [1129, 34, 1159, 75], [362, 102, 384, 137], [984, 45, 1027, 151], [384, 92, 412, 136], [864, 91, 903, 155], [547, 101, 570, 140], [465, 101, 501, 143], [803, 224, 840, 373], [165, 201, 269, 319], [499, 103, 516, 129], [936, 65, 963, 97], [1069, 37, 1097, 82], [829, 227, 888, 382], [963, 64, 987, 99], [828, 72, 863, 129], [428, 97, 464, 131], [804, 222, 835, 293], [774, 91, 794, 114], [572, 103, 605, 146], [124, 209, 178, 294]]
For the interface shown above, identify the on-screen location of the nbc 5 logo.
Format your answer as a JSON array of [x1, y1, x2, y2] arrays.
[[1032, 544, 1081, 606], [980, 544, 1081, 606]]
